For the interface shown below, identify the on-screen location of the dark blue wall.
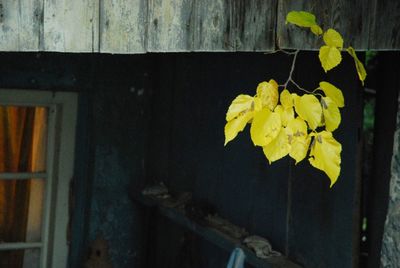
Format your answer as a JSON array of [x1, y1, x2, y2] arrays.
[[0, 51, 363, 268], [145, 52, 362, 268], [0, 53, 153, 267]]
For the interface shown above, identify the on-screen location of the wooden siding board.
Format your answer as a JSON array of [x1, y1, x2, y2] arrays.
[[99, 0, 147, 53], [147, 0, 195, 52], [0, 0, 41, 51], [193, 0, 233, 51], [231, 0, 276, 51], [193, 0, 276, 52], [369, 0, 400, 49], [276, 0, 370, 50], [43, 0, 99, 52]]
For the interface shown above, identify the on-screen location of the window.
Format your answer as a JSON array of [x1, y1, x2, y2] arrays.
[[0, 90, 77, 268]]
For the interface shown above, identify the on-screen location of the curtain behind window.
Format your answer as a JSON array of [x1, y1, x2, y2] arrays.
[[0, 106, 47, 268]]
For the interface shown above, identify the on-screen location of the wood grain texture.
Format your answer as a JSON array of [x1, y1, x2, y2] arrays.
[[231, 0, 276, 51], [193, 0, 276, 51], [100, 0, 147, 53], [43, 0, 99, 52], [192, 0, 233, 51], [276, 0, 370, 50], [0, 0, 42, 51], [369, 0, 400, 49], [147, 0, 195, 52]]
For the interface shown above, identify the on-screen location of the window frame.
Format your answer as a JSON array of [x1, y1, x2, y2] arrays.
[[0, 89, 77, 268]]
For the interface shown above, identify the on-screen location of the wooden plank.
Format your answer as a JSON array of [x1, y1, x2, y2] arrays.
[[231, 0, 276, 51], [0, 0, 41, 51], [43, 0, 99, 52], [147, 0, 195, 52], [133, 193, 302, 268], [193, 0, 276, 51], [369, 0, 400, 49], [99, 0, 147, 53], [192, 0, 233, 51], [276, 0, 370, 50]]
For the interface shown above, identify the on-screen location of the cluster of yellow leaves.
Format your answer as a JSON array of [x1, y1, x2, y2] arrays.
[[286, 11, 367, 84], [224, 11, 368, 188], [224, 80, 344, 186]]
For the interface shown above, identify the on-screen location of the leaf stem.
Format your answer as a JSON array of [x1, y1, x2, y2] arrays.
[[282, 50, 299, 88], [278, 50, 315, 95]]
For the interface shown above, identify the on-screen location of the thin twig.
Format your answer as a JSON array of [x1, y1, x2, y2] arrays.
[[278, 50, 315, 95], [290, 79, 314, 94], [281, 50, 299, 89]]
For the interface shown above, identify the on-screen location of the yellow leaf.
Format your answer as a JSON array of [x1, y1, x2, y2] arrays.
[[256, 80, 279, 110], [287, 117, 310, 164], [253, 96, 263, 112], [224, 111, 254, 146], [347, 46, 367, 85], [291, 93, 299, 103], [275, 105, 294, 127], [291, 136, 311, 164], [321, 97, 341, 132], [309, 131, 342, 187], [294, 94, 322, 130], [319, 46, 342, 72], [287, 117, 308, 136], [226, 94, 254, 121], [311, 24, 323, 36], [263, 127, 292, 164], [323, 29, 344, 49], [280, 89, 293, 109], [286, 11, 317, 27], [319, 81, 344, 107], [250, 109, 281, 146]]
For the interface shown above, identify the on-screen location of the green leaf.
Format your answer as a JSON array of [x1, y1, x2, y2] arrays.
[[319, 45, 342, 72], [319, 81, 344, 107], [321, 97, 341, 132], [224, 111, 254, 146], [311, 24, 323, 36], [250, 109, 281, 146], [262, 127, 291, 163], [347, 46, 367, 85], [323, 29, 344, 49], [225, 94, 254, 121], [309, 131, 342, 187], [256, 80, 279, 111], [286, 11, 317, 27], [294, 94, 322, 130]]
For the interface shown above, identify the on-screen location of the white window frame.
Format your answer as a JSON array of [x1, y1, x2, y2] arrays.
[[0, 89, 78, 268]]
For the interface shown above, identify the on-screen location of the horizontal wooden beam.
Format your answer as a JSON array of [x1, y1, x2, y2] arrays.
[[0, 0, 399, 53], [133, 193, 302, 268]]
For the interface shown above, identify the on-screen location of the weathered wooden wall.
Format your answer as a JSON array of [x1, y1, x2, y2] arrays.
[[0, 0, 399, 53]]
